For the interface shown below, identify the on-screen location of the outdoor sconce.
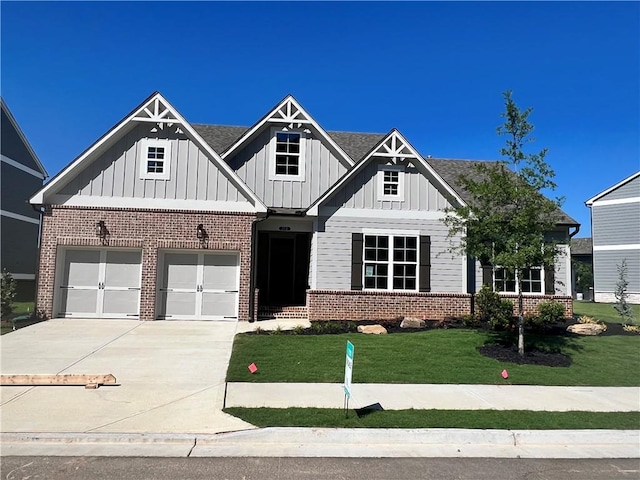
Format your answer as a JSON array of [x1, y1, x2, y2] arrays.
[[196, 223, 208, 242], [96, 220, 108, 240]]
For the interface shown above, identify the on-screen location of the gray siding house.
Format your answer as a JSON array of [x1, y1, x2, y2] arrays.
[[30, 92, 578, 322], [586, 172, 640, 304], [1, 98, 48, 298]]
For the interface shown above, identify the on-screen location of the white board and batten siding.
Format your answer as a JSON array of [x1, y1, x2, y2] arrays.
[[590, 174, 640, 303], [226, 128, 349, 209], [52, 124, 253, 210]]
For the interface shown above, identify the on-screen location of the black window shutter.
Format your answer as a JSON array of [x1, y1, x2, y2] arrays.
[[419, 235, 431, 292], [544, 264, 555, 295], [482, 265, 493, 288], [351, 233, 363, 290]]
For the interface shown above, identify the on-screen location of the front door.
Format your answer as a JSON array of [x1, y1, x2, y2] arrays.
[[257, 232, 310, 306]]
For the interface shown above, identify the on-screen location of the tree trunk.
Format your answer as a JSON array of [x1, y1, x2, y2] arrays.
[[517, 278, 525, 357]]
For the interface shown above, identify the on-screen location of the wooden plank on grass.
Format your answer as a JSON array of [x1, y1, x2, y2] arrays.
[[0, 374, 117, 389]]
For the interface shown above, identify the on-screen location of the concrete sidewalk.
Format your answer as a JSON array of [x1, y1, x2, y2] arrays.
[[225, 383, 640, 411]]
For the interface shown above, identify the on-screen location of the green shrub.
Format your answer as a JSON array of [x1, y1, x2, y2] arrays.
[[475, 285, 514, 330], [537, 300, 565, 325]]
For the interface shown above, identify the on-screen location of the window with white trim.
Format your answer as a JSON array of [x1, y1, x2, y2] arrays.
[[270, 129, 305, 180], [377, 165, 404, 201], [364, 234, 417, 290], [139, 139, 171, 180], [494, 267, 544, 294]]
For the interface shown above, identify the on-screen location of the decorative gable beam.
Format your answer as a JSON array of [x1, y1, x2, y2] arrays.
[[371, 131, 421, 162], [132, 97, 182, 129], [267, 99, 312, 129]]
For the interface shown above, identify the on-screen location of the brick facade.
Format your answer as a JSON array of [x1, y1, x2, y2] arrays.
[[307, 290, 472, 321], [307, 289, 573, 321], [36, 206, 256, 321]]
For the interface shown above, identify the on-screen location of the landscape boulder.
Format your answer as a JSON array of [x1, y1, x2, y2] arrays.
[[357, 325, 388, 335], [566, 323, 606, 336], [400, 317, 425, 329]]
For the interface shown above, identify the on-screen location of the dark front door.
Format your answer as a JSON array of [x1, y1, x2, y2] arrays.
[[257, 232, 310, 306]]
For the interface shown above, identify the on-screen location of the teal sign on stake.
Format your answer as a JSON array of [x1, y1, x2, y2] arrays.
[[344, 340, 354, 398]]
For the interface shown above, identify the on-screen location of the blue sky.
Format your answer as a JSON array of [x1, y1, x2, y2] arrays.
[[2, 1, 638, 237]]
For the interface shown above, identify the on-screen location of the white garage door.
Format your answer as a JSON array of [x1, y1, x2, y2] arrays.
[[57, 249, 141, 318], [158, 251, 239, 321]]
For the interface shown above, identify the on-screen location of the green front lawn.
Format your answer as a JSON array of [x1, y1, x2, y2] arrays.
[[227, 329, 640, 386], [574, 300, 639, 324], [1, 301, 36, 335], [225, 408, 640, 430]]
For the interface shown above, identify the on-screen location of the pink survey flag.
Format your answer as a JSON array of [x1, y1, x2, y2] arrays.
[[501, 369, 509, 379], [248, 363, 258, 374]]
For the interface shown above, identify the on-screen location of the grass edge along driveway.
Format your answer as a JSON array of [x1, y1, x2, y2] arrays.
[[226, 329, 639, 386]]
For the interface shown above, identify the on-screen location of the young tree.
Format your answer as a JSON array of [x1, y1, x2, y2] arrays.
[[1, 270, 17, 319], [614, 260, 634, 324], [443, 91, 564, 356]]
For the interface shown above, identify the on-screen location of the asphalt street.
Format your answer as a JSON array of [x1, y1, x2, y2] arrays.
[[2, 457, 640, 480]]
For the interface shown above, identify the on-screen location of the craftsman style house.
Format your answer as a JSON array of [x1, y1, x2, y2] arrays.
[[586, 171, 640, 304], [30, 92, 578, 322], [1, 98, 48, 299]]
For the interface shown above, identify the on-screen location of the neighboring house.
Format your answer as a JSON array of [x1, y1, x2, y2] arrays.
[[30, 92, 578, 322], [570, 237, 593, 300], [1, 98, 48, 300], [586, 171, 640, 304]]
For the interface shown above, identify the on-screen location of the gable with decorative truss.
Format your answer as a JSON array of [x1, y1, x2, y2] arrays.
[[221, 95, 358, 209], [307, 129, 465, 216], [31, 92, 266, 213]]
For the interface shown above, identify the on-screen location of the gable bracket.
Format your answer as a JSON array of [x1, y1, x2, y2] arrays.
[[132, 97, 182, 130]]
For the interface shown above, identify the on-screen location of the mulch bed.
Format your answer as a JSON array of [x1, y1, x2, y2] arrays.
[[477, 344, 572, 367]]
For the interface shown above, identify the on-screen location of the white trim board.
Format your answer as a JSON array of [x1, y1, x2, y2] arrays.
[[1, 99, 48, 177], [1, 210, 40, 225], [586, 171, 640, 205], [318, 206, 447, 220], [1, 155, 46, 179], [48, 195, 258, 213], [593, 244, 640, 251], [591, 197, 640, 207]]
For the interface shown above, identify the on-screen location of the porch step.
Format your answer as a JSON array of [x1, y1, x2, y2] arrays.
[[257, 306, 309, 320]]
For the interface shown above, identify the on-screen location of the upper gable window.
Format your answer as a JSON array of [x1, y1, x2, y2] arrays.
[[270, 128, 305, 181], [139, 139, 171, 180], [377, 165, 404, 201]]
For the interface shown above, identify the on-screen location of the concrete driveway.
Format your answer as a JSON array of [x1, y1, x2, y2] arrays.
[[0, 319, 254, 434]]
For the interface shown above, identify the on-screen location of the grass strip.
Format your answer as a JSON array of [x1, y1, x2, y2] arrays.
[[227, 330, 640, 386], [225, 407, 640, 430], [573, 301, 640, 325]]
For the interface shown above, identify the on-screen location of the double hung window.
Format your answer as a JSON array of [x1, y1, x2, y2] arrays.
[[364, 234, 417, 291], [271, 129, 305, 180]]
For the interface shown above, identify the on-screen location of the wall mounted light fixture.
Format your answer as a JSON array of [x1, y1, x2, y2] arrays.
[[196, 223, 208, 242], [96, 220, 108, 240]]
